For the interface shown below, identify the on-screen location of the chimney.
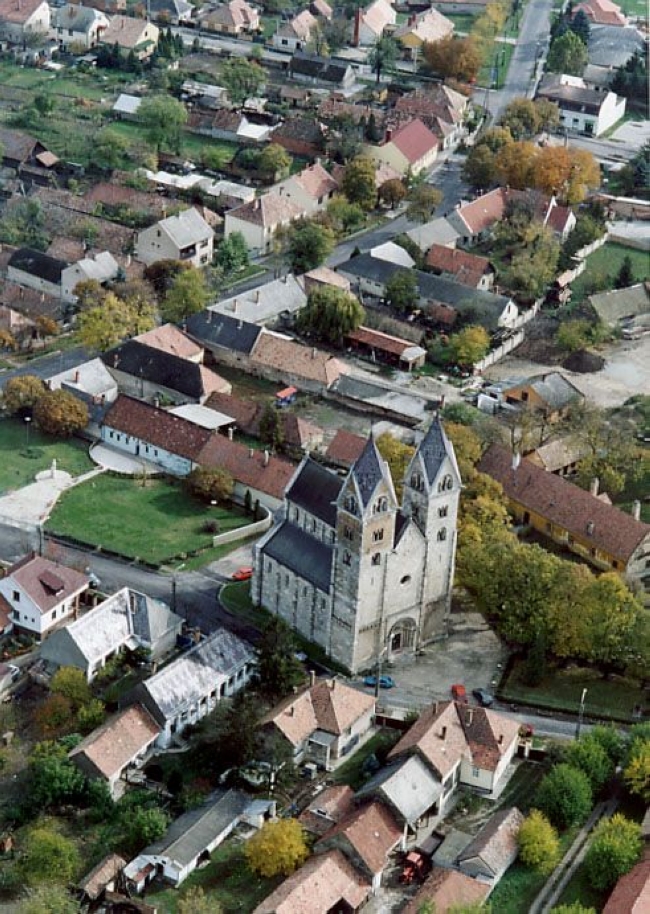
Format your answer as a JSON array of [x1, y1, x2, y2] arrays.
[[232, 298, 238, 313], [312, 347, 317, 359], [309, 670, 316, 687], [289, 706, 295, 715], [74, 370, 80, 383], [353, 7, 361, 46], [255, 290, 260, 303], [440, 725, 447, 740], [586, 521, 595, 536], [408, 13, 415, 24], [385, 128, 393, 143], [512, 451, 521, 470], [632, 500, 641, 521], [254, 198, 260, 210], [281, 275, 288, 284], [590, 477, 599, 497], [263, 449, 269, 467], [498, 733, 504, 745], [466, 708, 474, 726], [249, 448, 254, 458], [329, 679, 335, 690], [227, 427, 233, 440]]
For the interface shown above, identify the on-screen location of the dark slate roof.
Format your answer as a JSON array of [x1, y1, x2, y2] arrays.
[[286, 457, 343, 527], [102, 340, 205, 399], [263, 521, 333, 592], [8, 247, 67, 284], [184, 310, 262, 355], [351, 436, 385, 507], [418, 416, 449, 485], [291, 51, 350, 83]]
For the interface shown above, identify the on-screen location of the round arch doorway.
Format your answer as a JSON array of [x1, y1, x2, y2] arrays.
[[388, 618, 417, 656]]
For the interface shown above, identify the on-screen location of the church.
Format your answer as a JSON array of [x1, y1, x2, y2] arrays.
[[251, 418, 461, 674]]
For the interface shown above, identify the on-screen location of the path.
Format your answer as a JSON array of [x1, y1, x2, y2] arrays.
[[0, 465, 104, 529]]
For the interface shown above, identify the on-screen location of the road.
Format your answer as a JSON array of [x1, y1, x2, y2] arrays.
[[0, 346, 89, 390], [552, 132, 641, 163]]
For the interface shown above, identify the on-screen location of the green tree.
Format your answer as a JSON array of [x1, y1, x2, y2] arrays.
[[563, 733, 614, 793], [0, 198, 49, 251], [255, 616, 304, 700], [615, 255, 635, 289], [215, 232, 249, 275], [221, 57, 265, 106], [33, 390, 89, 438], [385, 269, 418, 313], [258, 401, 284, 450], [178, 886, 220, 914], [556, 319, 595, 353], [286, 221, 335, 273], [447, 325, 490, 367], [245, 818, 308, 877], [341, 156, 377, 211], [407, 185, 443, 226], [77, 698, 106, 733], [18, 886, 81, 914], [623, 738, 650, 802], [2, 374, 44, 416], [297, 286, 365, 345], [258, 143, 292, 178], [500, 98, 541, 139], [79, 292, 155, 351], [327, 196, 366, 235], [121, 806, 169, 857], [504, 223, 560, 299], [186, 467, 234, 504], [139, 95, 188, 154], [536, 764, 593, 830], [570, 10, 591, 45], [368, 35, 399, 83], [550, 906, 596, 914], [51, 667, 91, 709], [161, 268, 210, 323], [463, 145, 498, 189], [20, 826, 80, 886], [378, 178, 407, 209], [93, 126, 131, 170], [28, 747, 86, 810], [547, 30, 588, 75], [584, 814, 643, 892]]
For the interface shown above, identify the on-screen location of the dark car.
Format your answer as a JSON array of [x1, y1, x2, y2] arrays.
[[472, 688, 494, 707], [364, 675, 395, 689]]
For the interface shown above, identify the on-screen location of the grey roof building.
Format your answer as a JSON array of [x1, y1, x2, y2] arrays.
[[588, 24, 645, 68], [588, 282, 650, 327], [457, 807, 524, 883], [357, 755, 443, 827], [184, 311, 262, 363], [207, 274, 307, 326]]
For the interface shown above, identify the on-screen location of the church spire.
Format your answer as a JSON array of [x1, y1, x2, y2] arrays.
[[349, 433, 395, 508]]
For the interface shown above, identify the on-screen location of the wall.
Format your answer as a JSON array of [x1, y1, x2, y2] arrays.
[[7, 265, 61, 299], [224, 212, 265, 254], [211, 507, 272, 546], [101, 426, 194, 476], [473, 329, 524, 373]]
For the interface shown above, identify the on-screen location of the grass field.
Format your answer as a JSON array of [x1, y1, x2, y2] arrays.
[[444, 12, 477, 30], [617, 0, 648, 17], [332, 729, 400, 790], [570, 243, 650, 304], [0, 419, 94, 493], [108, 120, 239, 168], [46, 475, 249, 565]]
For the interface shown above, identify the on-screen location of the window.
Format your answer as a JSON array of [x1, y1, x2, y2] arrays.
[[438, 475, 453, 492], [521, 391, 529, 402], [411, 472, 423, 491], [343, 526, 353, 541], [472, 767, 480, 778], [293, 507, 299, 522], [400, 574, 411, 585], [344, 494, 357, 515], [373, 529, 384, 542], [371, 553, 381, 566], [438, 506, 448, 518], [373, 497, 388, 514], [12, 591, 19, 603], [342, 550, 351, 566], [437, 528, 447, 541]]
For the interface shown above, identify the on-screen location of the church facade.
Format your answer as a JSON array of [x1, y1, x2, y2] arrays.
[[251, 419, 461, 674]]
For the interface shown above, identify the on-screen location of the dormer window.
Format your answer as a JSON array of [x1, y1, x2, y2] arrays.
[[344, 494, 357, 515]]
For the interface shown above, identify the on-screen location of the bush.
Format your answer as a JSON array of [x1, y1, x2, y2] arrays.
[[518, 810, 561, 875], [584, 813, 643, 892], [536, 763, 593, 830]]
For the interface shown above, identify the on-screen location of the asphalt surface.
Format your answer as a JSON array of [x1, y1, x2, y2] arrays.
[[0, 346, 89, 390]]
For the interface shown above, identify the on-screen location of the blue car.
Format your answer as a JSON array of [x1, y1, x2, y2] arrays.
[[364, 675, 395, 689]]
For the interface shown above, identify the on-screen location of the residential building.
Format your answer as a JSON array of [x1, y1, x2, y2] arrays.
[[447, 187, 575, 244], [134, 208, 214, 267], [272, 116, 327, 158], [403, 868, 491, 914], [496, 371, 584, 421], [101, 340, 231, 405], [184, 311, 263, 370], [456, 807, 524, 884], [98, 15, 159, 58], [0, 127, 52, 170], [478, 443, 650, 580], [324, 429, 366, 469], [573, 0, 627, 27], [346, 326, 427, 371], [201, 0, 259, 34], [41, 587, 183, 681], [303, 266, 352, 295], [289, 53, 356, 89], [393, 84, 468, 149], [7, 248, 67, 299], [394, 9, 454, 59], [69, 705, 161, 798], [253, 420, 461, 673], [254, 849, 370, 914], [46, 357, 118, 435], [406, 216, 460, 252], [425, 244, 494, 290], [310, 0, 332, 17], [249, 331, 349, 393], [77, 854, 127, 906], [0, 0, 50, 43], [525, 435, 590, 476], [53, 4, 110, 49], [207, 274, 308, 326], [262, 677, 376, 768], [147, 0, 194, 24], [536, 74, 626, 136], [357, 755, 444, 832], [351, 0, 396, 46], [134, 323, 204, 363], [60, 251, 119, 302], [0, 555, 89, 640], [588, 283, 650, 335], [225, 193, 303, 255], [205, 391, 324, 453], [369, 241, 415, 268], [272, 9, 317, 50], [273, 163, 338, 215], [364, 119, 439, 176], [129, 628, 256, 748], [587, 24, 644, 68], [299, 785, 356, 837]]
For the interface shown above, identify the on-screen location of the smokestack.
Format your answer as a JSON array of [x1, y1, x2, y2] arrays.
[[632, 500, 641, 521], [353, 7, 361, 46], [590, 477, 599, 497], [74, 370, 80, 382], [512, 451, 521, 470], [440, 725, 447, 740], [255, 290, 260, 303]]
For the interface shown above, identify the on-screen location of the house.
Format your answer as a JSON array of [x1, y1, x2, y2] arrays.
[[253, 849, 371, 914], [310, 0, 332, 17], [207, 274, 308, 326], [134, 323, 204, 363], [201, 0, 259, 34], [497, 371, 584, 421], [224, 194, 303, 255], [393, 84, 469, 149], [299, 785, 356, 837], [69, 705, 161, 798], [0, 127, 53, 171], [7, 248, 67, 299], [262, 677, 376, 768], [369, 241, 415, 268], [447, 187, 575, 244], [478, 444, 650, 579], [147, 0, 194, 25], [135, 208, 214, 267], [272, 9, 317, 50], [346, 326, 427, 371], [271, 117, 327, 158], [124, 789, 270, 889], [61, 251, 119, 302], [77, 854, 127, 905], [403, 868, 491, 914], [98, 15, 159, 58], [426, 244, 494, 290], [394, 9, 454, 59], [204, 391, 324, 453], [388, 701, 520, 816], [357, 755, 444, 831], [406, 216, 460, 252], [184, 311, 263, 371], [53, 4, 109, 49], [525, 435, 590, 476], [289, 53, 356, 90], [0, 555, 89, 640], [324, 429, 366, 469], [40, 587, 183, 681], [0, 0, 50, 43], [130, 628, 256, 748], [253, 421, 460, 673], [603, 847, 650, 913], [46, 357, 118, 435], [573, 0, 627, 26], [101, 395, 214, 476], [587, 24, 644, 68], [0, 280, 62, 323], [303, 266, 352, 295], [249, 331, 349, 393], [273, 163, 338, 216], [588, 283, 650, 334], [315, 801, 404, 892], [537, 73, 626, 136], [351, 0, 396, 46], [101, 340, 231, 405], [457, 806, 524, 883], [365, 119, 439, 176]]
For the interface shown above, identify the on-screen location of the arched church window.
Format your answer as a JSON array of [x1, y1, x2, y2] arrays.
[[411, 472, 423, 491], [342, 550, 351, 566], [438, 475, 453, 492], [371, 553, 381, 566], [437, 528, 447, 541], [372, 529, 384, 543], [400, 574, 411, 585], [439, 506, 448, 518], [344, 494, 357, 514], [373, 496, 388, 514]]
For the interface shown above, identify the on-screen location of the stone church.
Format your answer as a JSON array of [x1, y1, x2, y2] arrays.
[[251, 418, 461, 674]]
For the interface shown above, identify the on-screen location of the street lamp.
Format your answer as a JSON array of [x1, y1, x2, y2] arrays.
[[24, 416, 31, 448], [575, 688, 588, 739]]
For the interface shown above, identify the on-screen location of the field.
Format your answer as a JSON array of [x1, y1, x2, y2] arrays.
[[45, 475, 249, 566], [0, 419, 94, 493], [569, 243, 650, 305], [617, 0, 648, 17], [108, 120, 239, 168]]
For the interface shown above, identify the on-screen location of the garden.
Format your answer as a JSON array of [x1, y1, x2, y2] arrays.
[[0, 418, 94, 493], [568, 242, 650, 305]]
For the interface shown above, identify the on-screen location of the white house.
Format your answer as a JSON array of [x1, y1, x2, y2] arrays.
[[0, 0, 50, 44], [53, 4, 109, 50], [364, 119, 439, 176], [272, 162, 339, 216], [61, 252, 119, 303], [536, 73, 626, 136], [272, 9, 317, 51], [351, 0, 396, 45], [134, 208, 214, 267], [207, 273, 307, 325], [224, 193, 303, 255], [0, 555, 89, 640], [7, 248, 67, 299], [98, 15, 159, 59]]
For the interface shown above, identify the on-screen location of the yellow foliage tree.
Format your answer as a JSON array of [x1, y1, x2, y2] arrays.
[[624, 741, 650, 802], [245, 819, 309, 878], [377, 432, 415, 500], [518, 810, 561, 875]]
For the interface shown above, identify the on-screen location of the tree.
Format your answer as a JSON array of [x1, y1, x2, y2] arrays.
[[504, 224, 560, 299], [187, 467, 234, 504], [423, 35, 482, 82], [35, 315, 59, 340], [255, 616, 304, 700], [297, 286, 365, 345], [28, 745, 86, 810], [376, 433, 414, 500], [215, 232, 249, 275], [18, 886, 81, 914], [20, 826, 80, 886], [258, 143, 292, 178], [121, 806, 169, 856], [385, 269, 419, 313], [77, 698, 106, 733], [0, 329, 17, 351], [258, 401, 284, 450], [326, 196, 366, 235], [497, 140, 538, 189], [341, 156, 377, 211], [2, 374, 44, 416], [534, 98, 561, 133], [93, 126, 131, 170], [550, 906, 596, 914], [161, 268, 210, 323], [584, 814, 643, 892], [139, 96, 188, 154], [245, 818, 308, 877], [447, 325, 490, 367], [221, 57, 265, 106], [615, 255, 634, 289], [177, 886, 220, 914], [368, 35, 399, 84], [623, 739, 650, 802], [286, 221, 335, 273], [407, 185, 442, 226], [570, 10, 591, 45], [547, 31, 588, 75], [563, 734, 614, 793], [51, 667, 91, 709], [518, 810, 561, 875], [0, 198, 49, 251], [536, 764, 593, 830], [79, 292, 154, 351], [463, 145, 498, 190], [33, 390, 89, 438], [500, 98, 540, 139], [379, 178, 407, 209]]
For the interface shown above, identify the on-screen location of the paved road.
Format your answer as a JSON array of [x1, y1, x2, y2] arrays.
[[552, 132, 640, 163], [0, 346, 89, 390]]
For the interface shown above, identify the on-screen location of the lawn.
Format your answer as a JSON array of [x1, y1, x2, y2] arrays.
[[616, 0, 648, 17], [444, 12, 477, 31], [46, 475, 249, 566], [569, 243, 650, 305], [499, 660, 645, 723], [556, 860, 608, 911], [0, 419, 94, 493], [108, 120, 238, 167], [477, 43, 514, 89], [147, 839, 282, 914]]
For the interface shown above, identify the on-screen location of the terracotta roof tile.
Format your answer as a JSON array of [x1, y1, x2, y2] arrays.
[[389, 118, 439, 164], [253, 849, 370, 914], [603, 848, 650, 913], [78, 853, 127, 901], [263, 679, 375, 746], [316, 801, 402, 876], [196, 434, 295, 500], [251, 333, 349, 388], [325, 429, 366, 467], [229, 193, 303, 229], [425, 244, 492, 287], [347, 325, 415, 357], [103, 395, 214, 462], [0, 0, 45, 24], [295, 162, 339, 200], [360, 0, 395, 37], [403, 867, 491, 913], [299, 785, 356, 837], [70, 705, 160, 780], [135, 324, 203, 361]]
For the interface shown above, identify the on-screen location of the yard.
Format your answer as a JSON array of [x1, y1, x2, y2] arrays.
[[0, 419, 94, 493], [108, 120, 239, 168], [569, 243, 650, 305], [477, 42, 515, 89], [616, 0, 648, 17], [45, 475, 249, 566], [332, 729, 400, 791]]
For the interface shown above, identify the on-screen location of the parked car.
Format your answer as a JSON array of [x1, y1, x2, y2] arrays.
[[472, 688, 494, 707], [231, 567, 253, 581], [451, 683, 468, 702], [364, 674, 395, 689]]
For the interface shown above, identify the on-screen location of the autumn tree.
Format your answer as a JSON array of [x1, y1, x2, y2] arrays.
[[186, 467, 234, 504], [51, 667, 92, 709], [19, 825, 80, 886], [376, 432, 415, 500], [536, 764, 593, 829], [447, 325, 490, 367], [496, 140, 538, 189], [584, 814, 643, 892], [623, 738, 650, 802], [341, 156, 377, 211], [500, 98, 540, 139], [0, 329, 17, 351], [79, 291, 155, 351], [379, 178, 407, 209], [518, 810, 561, 875], [297, 286, 365, 345], [245, 818, 309, 877], [258, 143, 292, 178], [503, 224, 560, 299], [33, 390, 89, 438], [143, 259, 189, 298], [556, 319, 594, 353], [407, 185, 442, 226], [286, 221, 335, 273], [2, 374, 44, 416], [547, 30, 588, 75], [423, 35, 482, 82], [161, 267, 210, 323], [385, 269, 419, 313], [139, 95, 188, 154]]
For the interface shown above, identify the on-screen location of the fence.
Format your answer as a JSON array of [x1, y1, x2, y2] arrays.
[[572, 233, 608, 262], [473, 329, 525, 374], [212, 505, 272, 547]]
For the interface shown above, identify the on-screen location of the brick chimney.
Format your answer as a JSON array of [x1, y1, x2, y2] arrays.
[[632, 500, 641, 521], [590, 477, 599, 497]]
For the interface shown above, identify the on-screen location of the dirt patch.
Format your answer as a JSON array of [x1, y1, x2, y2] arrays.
[[514, 314, 564, 365], [562, 349, 606, 373]]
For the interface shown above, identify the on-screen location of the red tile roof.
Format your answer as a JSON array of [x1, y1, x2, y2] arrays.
[[603, 848, 650, 913], [316, 801, 403, 876], [325, 429, 366, 467], [70, 705, 160, 781], [389, 118, 439, 164], [104, 396, 213, 462], [253, 849, 370, 914], [299, 785, 356, 837], [403, 868, 491, 913], [425, 244, 492, 287], [197, 433, 296, 500], [347, 325, 414, 357]]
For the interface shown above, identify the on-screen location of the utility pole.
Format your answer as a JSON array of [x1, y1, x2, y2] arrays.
[[575, 688, 587, 739]]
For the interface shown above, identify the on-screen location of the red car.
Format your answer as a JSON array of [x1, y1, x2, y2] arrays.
[[451, 683, 468, 703], [231, 567, 253, 582]]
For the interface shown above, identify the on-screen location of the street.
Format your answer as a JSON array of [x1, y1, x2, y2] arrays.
[[0, 347, 89, 390]]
